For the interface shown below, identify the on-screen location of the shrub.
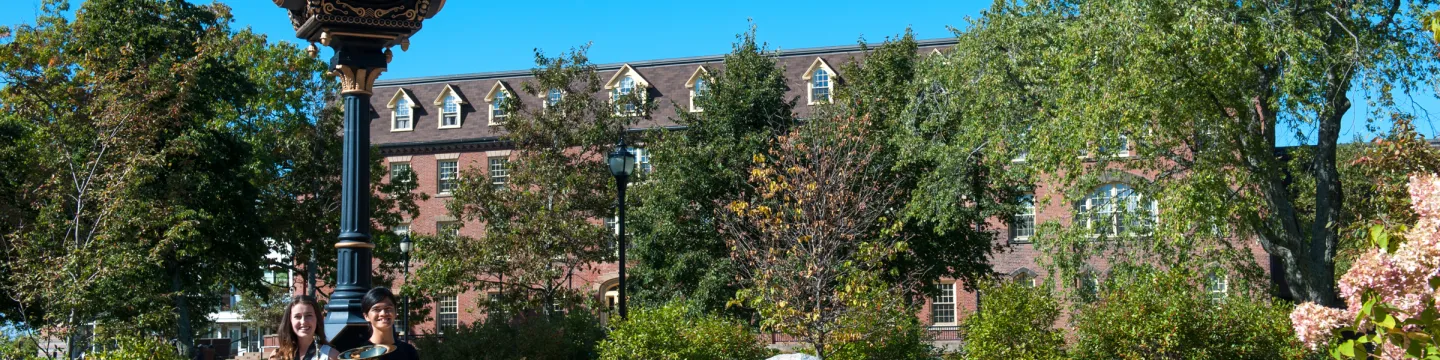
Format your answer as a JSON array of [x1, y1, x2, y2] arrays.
[[597, 302, 771, 360], [1071, 268, 1309, 360], [959, 279, 1066, 359], [88, 335, 185, 360], [0, 335, 42, 360], [414, 310, 606, 360]]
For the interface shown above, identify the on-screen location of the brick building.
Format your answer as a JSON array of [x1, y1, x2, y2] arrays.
[[363, 37, 1276, 340]]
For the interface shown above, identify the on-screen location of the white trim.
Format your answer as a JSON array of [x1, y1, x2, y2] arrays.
[[484, 150, 512, 157], [802, 58, 838, 105], [606, 64, 650, 116], [542, 88, 564, 111], [386, 89, 419, 132], [484, 81, 514, 126], [685, 66, 710, 113], [433, 84, 467, 129], [435, 153, 460, 160], [386, 155, 413, 162], [930, 281, 958, 326]]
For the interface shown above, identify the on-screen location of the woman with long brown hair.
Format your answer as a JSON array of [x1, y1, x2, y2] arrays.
[[271, 295, 340, 360]]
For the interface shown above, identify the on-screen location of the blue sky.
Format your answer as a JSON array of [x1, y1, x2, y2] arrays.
[[0, 0, 1436, 145]]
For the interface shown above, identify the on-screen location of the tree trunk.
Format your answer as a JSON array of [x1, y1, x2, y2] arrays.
[[171, 261, 194, 357]]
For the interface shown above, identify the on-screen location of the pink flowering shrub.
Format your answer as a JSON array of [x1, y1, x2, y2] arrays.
[[1290, 175, 1440, 359]]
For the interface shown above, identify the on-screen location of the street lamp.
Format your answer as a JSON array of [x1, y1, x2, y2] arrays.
[[272, 0, 444, 351], [606, 138, 637, 319], [399, 233, 412, 342]]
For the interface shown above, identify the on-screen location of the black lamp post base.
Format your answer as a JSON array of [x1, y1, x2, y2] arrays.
[[325, 308, 371, 352]]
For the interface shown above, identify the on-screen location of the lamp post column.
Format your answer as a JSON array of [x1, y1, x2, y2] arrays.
[[326, 38, 388, 351], [616, 177, 629, 319]]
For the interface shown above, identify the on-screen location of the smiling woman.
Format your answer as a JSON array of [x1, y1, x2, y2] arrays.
[[273, 295, 340, 360]]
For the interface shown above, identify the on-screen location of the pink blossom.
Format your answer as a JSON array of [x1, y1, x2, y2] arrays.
[[1409, 175, 1440, 219], [1291, 302, 1349, 350]]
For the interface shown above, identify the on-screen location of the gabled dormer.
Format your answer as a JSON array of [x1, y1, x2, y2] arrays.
[[684, 66, 710, 113], [484, 81, 515, 126], [604, 64, 650, 115], [802, 57, 838, 105], [433, 84, 467, 129], [386, 89, 419, 132]]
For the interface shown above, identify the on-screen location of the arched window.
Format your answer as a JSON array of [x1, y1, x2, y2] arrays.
[[1206, 270, 1229, 302], [394, 97, 412, 130], [545, 88, 563, 109], [441, 93, 461, 127], [1080, 183, 1157, 236], [1077, 271, 1100, 302], [1011, 268, 1038, 288], [811, 68, 830, 103], [614, 77, 637, 114], [491, 90, 508, 119]]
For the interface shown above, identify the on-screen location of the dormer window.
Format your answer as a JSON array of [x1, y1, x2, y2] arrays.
[[544, 88, 563, 110], [484, 81, 515, 126], [386, 89, 419, 132], [802, 58, 838, 105], [604, 64, 650, 116], [685, 66, 711, 112], [432, 84, 467, 130]]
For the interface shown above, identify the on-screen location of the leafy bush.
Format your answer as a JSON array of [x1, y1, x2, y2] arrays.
[[959, 279, 1066, 359], [414, 310, 606, 360], [597, 301, 771, 360], [88, 335, 184, 360], [0, 335, 42, 360], [1071, 268, 1310, 360]]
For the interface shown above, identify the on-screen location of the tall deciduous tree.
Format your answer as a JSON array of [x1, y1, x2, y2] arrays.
[[907, 0, 1437, 307], [411, 46, 638, 314], [629, 27, 796, 313]]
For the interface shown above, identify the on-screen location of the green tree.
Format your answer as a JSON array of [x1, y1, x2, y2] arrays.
[[411, 45, 638, 313], [629, 26, 796, 313], [597, 301, 771, 360], [1071, 267, 1308, 360], [958, 279, 1067, 360], [905, 0, 1438, 307]]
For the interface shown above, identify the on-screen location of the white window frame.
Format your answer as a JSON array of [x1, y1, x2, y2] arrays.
[[1080, 183, 1156, 237], [437, 295, 458, 332], [488, 157, 509, 190], [389, 162, 412, 185], [437, 221, 460, 237], [802, 58, 838, 105], [685, 66, 710, 113], [931, 281, 957, 326], [437, 160, 458, 195], [1207, 271, 1228, 302], [543, 88, 563, 111], [1012, 194, 1035, 242], [484, 81, 513, 126], [432, 84, 466, 130], [605, 64, 650, 116], [387, 90, 418, 132]]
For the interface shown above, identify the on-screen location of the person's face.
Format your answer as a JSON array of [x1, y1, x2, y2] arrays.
[[290, 303, 317, 339], [365, 299, 396, 330]]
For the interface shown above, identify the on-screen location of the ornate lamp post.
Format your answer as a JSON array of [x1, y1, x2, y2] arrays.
[[399, 233, 412, 342], [272, 0, 444, 351], [606, 139, 637, 319]]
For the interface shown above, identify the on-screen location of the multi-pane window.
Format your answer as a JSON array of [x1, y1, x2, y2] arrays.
[[394, 224, 409, 235], [613, 77, 637, 114], [1013, 270, 1037, 288], [491, 91, 508, 119], [931, 282, 956, 325], [1012, 194, 1035, 242], [437, 160, 458, 194], [811, 69, 831, 103], [389, 162, 412, 185], [437, 222, 460, 237], [545, 88, 563, 110], [634, 148, 652, 176], [441, 93, 461, 128], [690, 78, 708, 112], [1078, 273, 1100, 302], [394, 97, 412, 130], [488, 157, 509, 190], [1206, 272, 1228, 302], [1081, 184, 1156, 236], [437, 295, 458, 331], [1099, 134, 1131, 157]]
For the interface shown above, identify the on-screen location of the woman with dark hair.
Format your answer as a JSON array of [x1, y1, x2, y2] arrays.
[[271, 295, 340, 360], [358, 287, 419, 360]]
